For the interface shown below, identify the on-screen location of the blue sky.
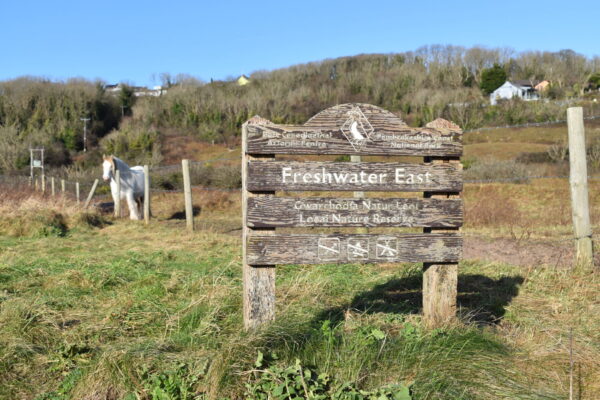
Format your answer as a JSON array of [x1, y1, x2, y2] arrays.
[[1, 0, 599, 87]]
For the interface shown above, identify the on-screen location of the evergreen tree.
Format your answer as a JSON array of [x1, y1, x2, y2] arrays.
[[480, 64, 507, 94]]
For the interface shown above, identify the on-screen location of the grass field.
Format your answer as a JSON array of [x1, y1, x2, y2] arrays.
[[2, 120, 600, 399], [1, 179, 599, 400]]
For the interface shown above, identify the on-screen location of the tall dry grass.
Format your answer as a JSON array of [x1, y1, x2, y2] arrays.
[[0, 182, 107, 237]]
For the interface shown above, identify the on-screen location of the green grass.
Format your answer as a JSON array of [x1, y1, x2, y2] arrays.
[[1, 216, 597, 400]]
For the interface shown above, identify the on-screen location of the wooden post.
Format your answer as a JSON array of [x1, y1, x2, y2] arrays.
[[114, 170, 121, 218], [351, 155, 368, 234], [567, 107, 594, 267], [144, 165, 150, 224], [51, 177, 55, 196], [34, 178, 38, 191], [76, 182, 80, 204], [84, 179, 99, 209], [41, 175, 46, 194], [182, 160, 194, 231], [242, 123, 276, 330], [61, 179, 66, 195], [422, 156, 461, 327]]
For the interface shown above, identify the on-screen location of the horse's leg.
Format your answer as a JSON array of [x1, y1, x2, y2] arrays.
[[126, 192, 140, 220], [110, 181, 118, 214], [136, 196, 144, 218]]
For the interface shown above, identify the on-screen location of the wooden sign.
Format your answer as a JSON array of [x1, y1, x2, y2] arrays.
[[242, 103, 463, 330], [247, 197, 463, 228], [247, 233, 462, 265], [247, 161, 462, 192]]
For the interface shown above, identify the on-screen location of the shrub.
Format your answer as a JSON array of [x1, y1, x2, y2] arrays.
[[515, 152, 553, 164], [464, 160, 530, 183], [547, 142, 569, 163], [100, 123, 162, 166], [212, 165, 241, 189]]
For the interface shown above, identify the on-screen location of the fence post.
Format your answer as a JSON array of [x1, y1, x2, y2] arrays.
[[182, 159, 194, 231], [34, 178, 39, 191], [76, 182, 80, 204], [61, 179, 66, 196], [115, 170, 121, 218], [41, 175, 46, 194], [144, 165, 150, 224], [84, 179, 99, 209], [51, 177, 55, 196], [567, 107, 594, 267]]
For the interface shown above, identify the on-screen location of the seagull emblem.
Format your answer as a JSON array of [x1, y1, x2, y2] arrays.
[[340, 106, 375, 151], [349, 120, 366, 140]]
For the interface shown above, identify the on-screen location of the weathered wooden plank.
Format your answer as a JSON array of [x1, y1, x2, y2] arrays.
[[247, 233, 462, 265], [247, 161, 462, 192], [305, 103, 407, 129], [246, 124, 462, 156], [247, 197, 463, 228]]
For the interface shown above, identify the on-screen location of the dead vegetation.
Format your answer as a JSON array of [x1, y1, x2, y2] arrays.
[[0, 182, 108, 237]]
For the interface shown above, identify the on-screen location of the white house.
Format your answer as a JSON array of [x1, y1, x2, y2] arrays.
[[103, 83, 166, 97], [490, 80, 541, 105]]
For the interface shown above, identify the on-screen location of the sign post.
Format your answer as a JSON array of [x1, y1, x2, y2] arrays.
[[29, 147, 44, 184], [242, 121, 276, 330], [242, 104, 463, 330]]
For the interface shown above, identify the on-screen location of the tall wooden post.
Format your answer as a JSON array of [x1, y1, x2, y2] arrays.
[[114, 170, 121, 218], [84, 179, 99, 209], [51, 177, 55, 196], [61, 179, 66, 195], [567, 107, 594, 267], [41, 175, 46, 194], [242, 123, 276, 330], [76, 182, 80, 204], [182, 159, 194, 231], [144, 165, 150, 224], [351, 155, 368, 234], [422, 157, 461, 326]]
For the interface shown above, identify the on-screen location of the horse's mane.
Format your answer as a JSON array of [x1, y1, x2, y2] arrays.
[[112, 156, 130, 171]]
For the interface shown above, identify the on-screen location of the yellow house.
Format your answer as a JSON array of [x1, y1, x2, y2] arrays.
[[237, 75, 250, 86], [534, 80, 550, 91]]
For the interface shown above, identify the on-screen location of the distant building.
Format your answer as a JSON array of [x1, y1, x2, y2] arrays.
[[237, 75, 250, 86], [103, 83, 166, 97], [134, 86, 166, 97], [490, 80, 544, 105], [534, 80, 550, 92]]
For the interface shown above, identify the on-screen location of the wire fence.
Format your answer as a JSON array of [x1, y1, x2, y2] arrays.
[[0, 154, 243, 211], [463, 114, 600, 133]]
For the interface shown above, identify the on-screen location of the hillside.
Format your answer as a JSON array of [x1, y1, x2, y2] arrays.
[[1, 46, 600, 174]]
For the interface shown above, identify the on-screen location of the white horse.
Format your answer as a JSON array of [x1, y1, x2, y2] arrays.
[[102, 155, 145, 220]]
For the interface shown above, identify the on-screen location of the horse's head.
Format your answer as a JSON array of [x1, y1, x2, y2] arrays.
[[102, 155, 116, 182]]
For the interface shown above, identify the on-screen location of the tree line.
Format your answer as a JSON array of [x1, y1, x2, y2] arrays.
[[1, 45, 599, 173]]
